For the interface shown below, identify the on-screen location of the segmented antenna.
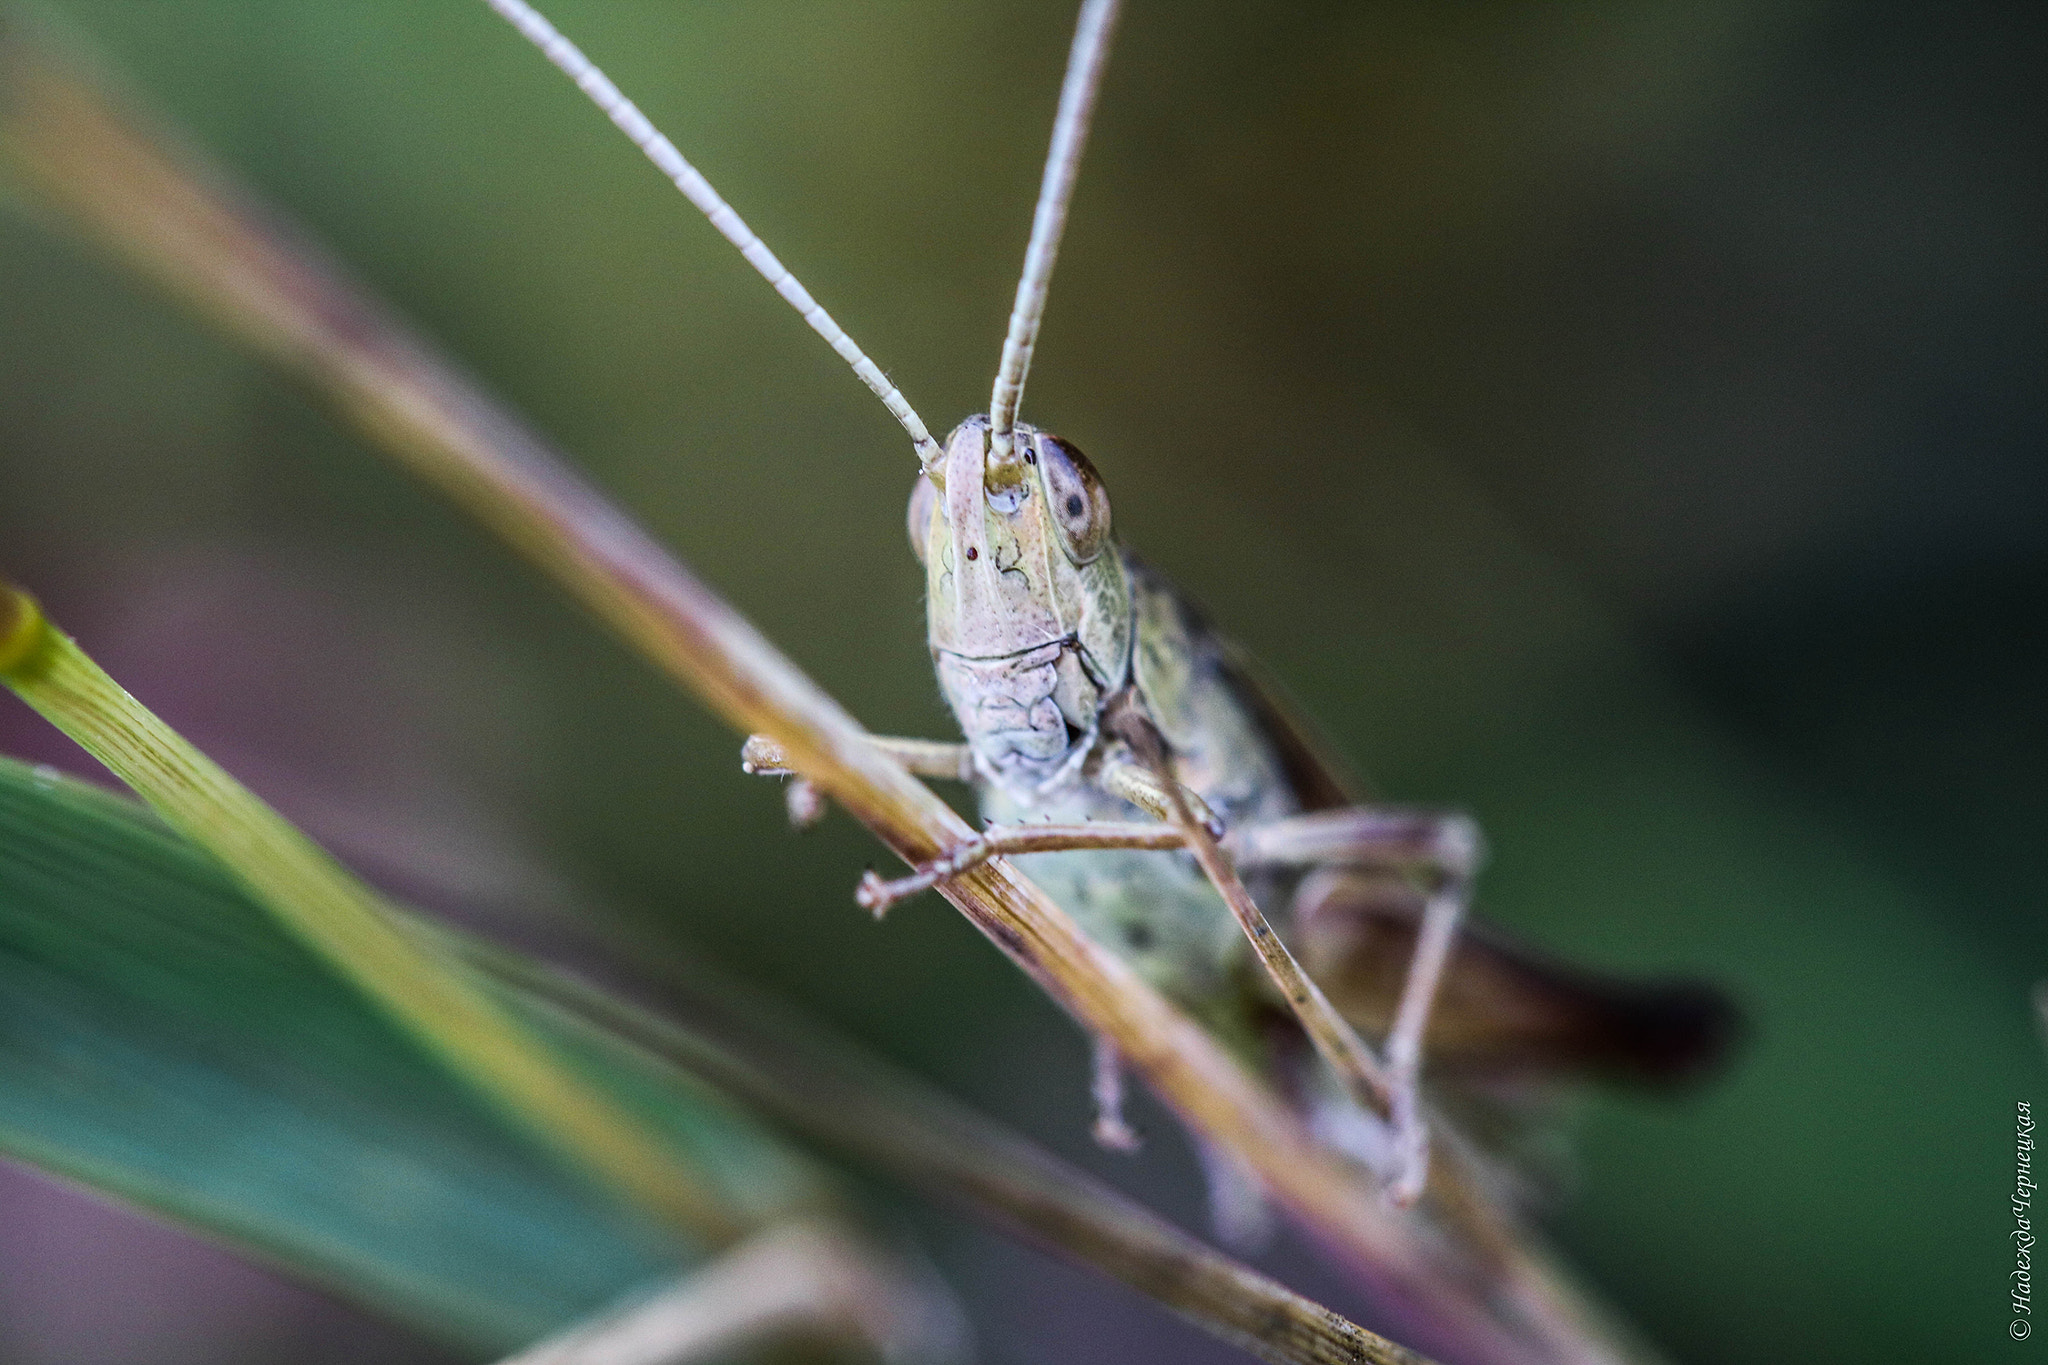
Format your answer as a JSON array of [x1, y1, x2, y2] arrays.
[[479, 0, 941, 470], [987, 0, 1125, 466]]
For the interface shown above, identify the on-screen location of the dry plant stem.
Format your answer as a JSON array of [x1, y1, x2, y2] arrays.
[[456, 931, 1440, 1365], [496, 1219, 925, 1365], [0, 589, 737, 1242], [0, 30, 1647, 1365]]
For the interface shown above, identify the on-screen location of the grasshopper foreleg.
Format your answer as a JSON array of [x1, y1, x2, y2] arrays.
[[854, 821, 1187, 916], [1095, 759, 1226, 837], [741, 734, 974, 781], [741, 734, 974, 829]]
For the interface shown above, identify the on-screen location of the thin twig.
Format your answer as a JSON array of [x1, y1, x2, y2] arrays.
[[495, 1218, 953, 1365], [0, 23, 1649, 1365]]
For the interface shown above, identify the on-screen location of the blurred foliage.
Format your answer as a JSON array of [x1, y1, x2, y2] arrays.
[[0, 0, 2039, 1362], [0, 755, 822, 1355]]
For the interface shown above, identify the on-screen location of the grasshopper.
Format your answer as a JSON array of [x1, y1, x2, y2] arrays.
[[485, 0, 1730, 1216]]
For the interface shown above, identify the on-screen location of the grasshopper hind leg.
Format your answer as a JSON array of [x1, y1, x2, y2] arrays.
[[1226, 803, 1482, 1204]]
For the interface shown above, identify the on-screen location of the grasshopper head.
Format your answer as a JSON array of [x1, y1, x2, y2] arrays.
[[909, 416, 1132, 791]]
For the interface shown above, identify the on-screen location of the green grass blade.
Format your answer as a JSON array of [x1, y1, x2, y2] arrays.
[[0, 749, 829, 1353], [0, 586, 742, 1243]]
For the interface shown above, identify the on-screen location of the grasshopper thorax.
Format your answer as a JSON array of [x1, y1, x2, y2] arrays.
[[910, 417, 1133, 794]]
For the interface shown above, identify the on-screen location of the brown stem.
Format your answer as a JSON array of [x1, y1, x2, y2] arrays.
[[494, 1218, 953, 1365]]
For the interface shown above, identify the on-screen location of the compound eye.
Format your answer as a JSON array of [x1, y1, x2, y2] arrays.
[[1035, 435, 1112, 564], [906, 473, 938, 565]]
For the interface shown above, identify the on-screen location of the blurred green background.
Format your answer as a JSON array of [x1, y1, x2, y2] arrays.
[[0, 0, 2039, 1361]]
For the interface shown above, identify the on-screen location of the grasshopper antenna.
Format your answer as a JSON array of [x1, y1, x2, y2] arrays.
[[479, 0, 942, 471], [987, 0, 1125, 470]]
